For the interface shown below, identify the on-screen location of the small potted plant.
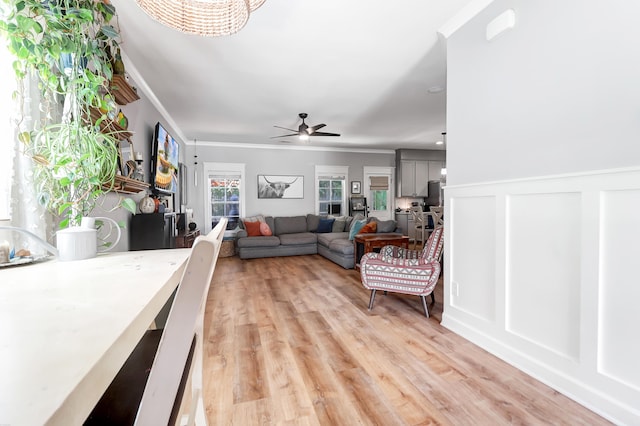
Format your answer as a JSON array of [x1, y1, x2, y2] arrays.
[[0, 0, 136, 229]]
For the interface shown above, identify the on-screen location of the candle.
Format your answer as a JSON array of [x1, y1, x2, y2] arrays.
[[0, 240, 9, 263]]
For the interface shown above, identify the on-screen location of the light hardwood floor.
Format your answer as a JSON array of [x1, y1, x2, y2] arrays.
[[203, 254, 610, 425]]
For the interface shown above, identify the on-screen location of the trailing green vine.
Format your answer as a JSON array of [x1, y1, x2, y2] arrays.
[[0, 0, 136, 228]]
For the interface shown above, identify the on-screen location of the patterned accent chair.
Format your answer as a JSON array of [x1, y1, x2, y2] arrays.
[[360, 226, 444, 317]]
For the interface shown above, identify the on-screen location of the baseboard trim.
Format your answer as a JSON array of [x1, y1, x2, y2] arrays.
[[441, 313, 640, 425]]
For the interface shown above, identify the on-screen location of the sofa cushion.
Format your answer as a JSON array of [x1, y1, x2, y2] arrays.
[[306, 214, 321, 232], [244, 221, 262, 236], [279, 232, 317, 246], [329, 238, 354, 255], [275, 216, 308, 235], [317, 232, 349, 248], [332, 217, 346, 232], [236, 236, 281, 248], [375, 219, 397, 233], [317, 218, 334, 233]]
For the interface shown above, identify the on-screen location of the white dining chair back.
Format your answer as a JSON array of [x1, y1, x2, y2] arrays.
[[410, 206, 428, 249], [430, 206, 444, 226]]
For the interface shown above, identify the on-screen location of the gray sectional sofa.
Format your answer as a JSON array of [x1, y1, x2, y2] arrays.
[[236, 214, 399, 269]]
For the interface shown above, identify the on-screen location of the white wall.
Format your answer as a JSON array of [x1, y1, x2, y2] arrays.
[[96, 75, 182, 251], [182, 143, 395, 230], [103, 71, 396, 248], [444, 1, 640, 424], [447, 0, 640, 186]]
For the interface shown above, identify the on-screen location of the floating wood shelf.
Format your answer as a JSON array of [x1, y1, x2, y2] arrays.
[[89, 108, 133, 140], [104, 175, 150, 194], [110, 75, 140, 105]]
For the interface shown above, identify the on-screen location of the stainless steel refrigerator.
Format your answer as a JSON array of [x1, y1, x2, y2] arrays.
[[426, 180, 442, 207]]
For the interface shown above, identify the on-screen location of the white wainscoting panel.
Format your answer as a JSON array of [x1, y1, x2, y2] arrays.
[[506, 192, 581, 360], [599, 189, 640, 391], [442, 167, 640, 425], [449, 195, 496, 322]]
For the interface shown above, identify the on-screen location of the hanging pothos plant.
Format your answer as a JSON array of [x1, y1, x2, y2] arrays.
[[0, 0, 136, 228]]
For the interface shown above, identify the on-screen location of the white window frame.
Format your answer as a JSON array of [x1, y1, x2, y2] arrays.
[[203, 162, 245, 235], [364, 166, 395, 221], [0, 46, 15, 220], [315, 165, 349, 216]]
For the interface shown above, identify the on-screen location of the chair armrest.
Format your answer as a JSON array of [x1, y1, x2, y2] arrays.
[[379, 245, 422, 261], [361, 251, 429, 268]]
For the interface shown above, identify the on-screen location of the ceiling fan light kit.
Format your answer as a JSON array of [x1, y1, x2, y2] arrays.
[[136, 0, 266, 37], [273, 113, 341, 141]]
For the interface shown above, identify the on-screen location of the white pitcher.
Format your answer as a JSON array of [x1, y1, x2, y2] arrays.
[[56, 217, 121, 261]]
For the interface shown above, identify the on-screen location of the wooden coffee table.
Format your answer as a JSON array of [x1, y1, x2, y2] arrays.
[[354, 234, 410, 270]]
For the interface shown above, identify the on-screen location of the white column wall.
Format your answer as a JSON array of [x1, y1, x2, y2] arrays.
[[442, 167, 640, 424]]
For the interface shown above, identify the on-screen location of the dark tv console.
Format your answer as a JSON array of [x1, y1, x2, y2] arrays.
[[129, 212, 176, 250]]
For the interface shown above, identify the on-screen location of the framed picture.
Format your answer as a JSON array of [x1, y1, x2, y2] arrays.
[[351, 181, 361, 194], [118, 140, 133, 176], [257, 175, 304, 199]]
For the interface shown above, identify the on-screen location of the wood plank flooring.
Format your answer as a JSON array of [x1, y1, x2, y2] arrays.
[[203, 254, 610, 425]]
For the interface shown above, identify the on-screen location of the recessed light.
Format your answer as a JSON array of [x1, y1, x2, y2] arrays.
[[435, 140, 444, 145], [428, 85, 444, 94]]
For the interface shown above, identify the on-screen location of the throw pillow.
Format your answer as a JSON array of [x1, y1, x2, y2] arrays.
[[317, 218, 335, 233], [349, 213, 365, 231], [332, 217, 346, 232], [244, 221, 262, 237], [375, 219, 397, 233], [348, 219, 366, 241], [358, 221, 377, 234], [259, 222, 272, 236], [344, 215, 354, 230], [241, 215, 265, 230]]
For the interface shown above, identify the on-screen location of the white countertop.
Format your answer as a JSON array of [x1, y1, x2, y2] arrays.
[[0, 249, 190, 426]]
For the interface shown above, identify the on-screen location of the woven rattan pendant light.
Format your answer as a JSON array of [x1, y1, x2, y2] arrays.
[[136, 0, 266, 37]]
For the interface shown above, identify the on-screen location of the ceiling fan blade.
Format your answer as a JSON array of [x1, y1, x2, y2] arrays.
[[308, 123, 326, 134], [274, 125, 298, 132], [311, 131, 341, 137], [270, 133, 299, 139]]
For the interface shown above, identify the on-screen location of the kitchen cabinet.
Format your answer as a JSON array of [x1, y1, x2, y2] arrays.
[[399, 160, 429, 197], [428, 161, 444, 182]]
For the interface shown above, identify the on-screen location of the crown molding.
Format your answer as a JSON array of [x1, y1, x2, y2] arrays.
[[185, 140, 395, 155]]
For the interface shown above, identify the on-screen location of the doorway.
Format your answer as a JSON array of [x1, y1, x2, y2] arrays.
[[363, 167, 394, 221]]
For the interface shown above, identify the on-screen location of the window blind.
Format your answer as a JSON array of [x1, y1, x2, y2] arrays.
[[369, 176, 389, 190]]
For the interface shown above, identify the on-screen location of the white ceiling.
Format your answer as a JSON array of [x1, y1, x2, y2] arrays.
[[111, 0, 480, 150]]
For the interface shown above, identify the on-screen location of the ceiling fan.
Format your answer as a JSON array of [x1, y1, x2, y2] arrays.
[[272, 113, 341, 140]]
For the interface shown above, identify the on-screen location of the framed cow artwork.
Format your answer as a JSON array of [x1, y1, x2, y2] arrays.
[[257, 175, 304, 199]]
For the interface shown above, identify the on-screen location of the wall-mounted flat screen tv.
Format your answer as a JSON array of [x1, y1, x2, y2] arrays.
[[150, 122, 179, 194]]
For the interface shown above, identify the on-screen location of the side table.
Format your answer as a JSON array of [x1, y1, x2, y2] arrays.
[[354, 234, 410, 270], [175, 229, 200, 248]]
